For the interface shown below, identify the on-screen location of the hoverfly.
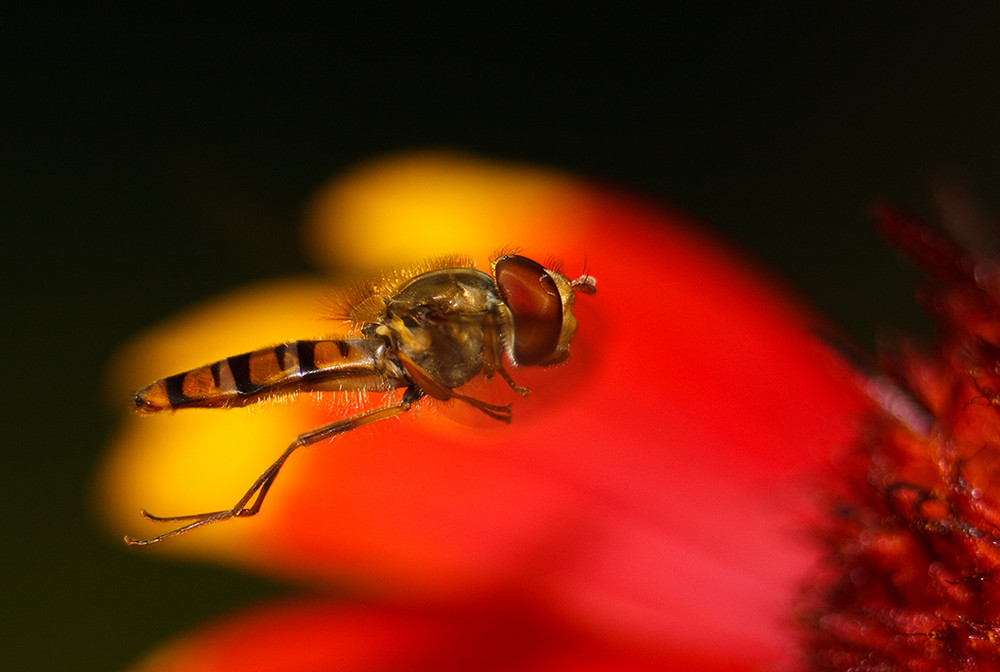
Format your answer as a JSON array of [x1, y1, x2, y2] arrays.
[[126, 254, 596, 545]]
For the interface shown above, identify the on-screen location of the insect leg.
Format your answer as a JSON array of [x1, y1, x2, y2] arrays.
[[497, 366, 530, 397], [394, 350, 514, 422], [125, 386, 424, 546], [481, 311, 530, 398], [449, 392, 513, 422]]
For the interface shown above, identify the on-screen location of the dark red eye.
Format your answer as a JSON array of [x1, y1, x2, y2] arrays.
[[494, 255, 563, 366]]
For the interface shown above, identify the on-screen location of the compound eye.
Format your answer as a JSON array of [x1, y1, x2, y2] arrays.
[[494, 255, 563, 366]]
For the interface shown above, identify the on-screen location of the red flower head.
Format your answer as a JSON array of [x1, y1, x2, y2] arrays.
[[800, 193, 1000, 670], [99, 152, 867, 670]]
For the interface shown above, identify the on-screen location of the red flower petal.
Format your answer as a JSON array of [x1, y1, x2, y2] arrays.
[[129, 598, 745, 672], [262, 194, 868, 664]]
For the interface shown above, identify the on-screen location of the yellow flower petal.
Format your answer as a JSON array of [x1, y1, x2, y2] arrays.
[[301, 150, 594, 272]]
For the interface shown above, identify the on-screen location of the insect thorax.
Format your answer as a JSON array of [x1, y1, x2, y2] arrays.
[[377, 268, 504, 390]]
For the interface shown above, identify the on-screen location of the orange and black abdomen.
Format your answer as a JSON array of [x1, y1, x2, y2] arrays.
[[134, 339, 402, 412]]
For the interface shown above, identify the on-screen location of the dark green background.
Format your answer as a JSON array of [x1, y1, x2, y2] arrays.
[[5, 5, 998, 670]]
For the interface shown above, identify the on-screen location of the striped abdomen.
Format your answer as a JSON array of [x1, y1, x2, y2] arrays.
[[134, 339, 405, 413]]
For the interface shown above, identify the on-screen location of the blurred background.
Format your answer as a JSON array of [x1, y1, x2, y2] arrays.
[[5, 5, 1000, 670]]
